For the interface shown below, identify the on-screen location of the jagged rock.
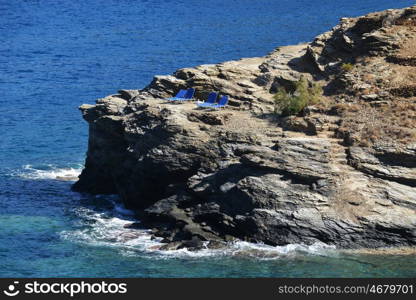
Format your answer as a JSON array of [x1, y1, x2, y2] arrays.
[[349, 146, 416, 186], [118, 89, 141, 101], [141, 45, 313, 114], [307, 6, 415, 74], [361, 94, 379, 101], [73, 6, 416, 249]]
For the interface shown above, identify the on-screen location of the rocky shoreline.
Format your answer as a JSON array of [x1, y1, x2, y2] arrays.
[[73, 6, 416, 251]]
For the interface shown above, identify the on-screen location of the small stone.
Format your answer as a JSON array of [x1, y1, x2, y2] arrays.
[[361, 94, 379, 101]]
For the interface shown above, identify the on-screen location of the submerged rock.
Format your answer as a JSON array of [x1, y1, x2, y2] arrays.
[[73, 6, 416, 249]]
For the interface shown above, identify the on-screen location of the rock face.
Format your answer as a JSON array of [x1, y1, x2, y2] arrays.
[[73, 6, 416, 250]]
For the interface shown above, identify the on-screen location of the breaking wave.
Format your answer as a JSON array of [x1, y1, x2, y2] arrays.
[[14, 164, 337, 259], [60, 197, 337, 259], [60, 199, 164, 253], [15, 164, 82, 181]]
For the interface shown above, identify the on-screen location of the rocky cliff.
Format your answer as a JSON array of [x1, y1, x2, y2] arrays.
[[73, 6, 416, 250]]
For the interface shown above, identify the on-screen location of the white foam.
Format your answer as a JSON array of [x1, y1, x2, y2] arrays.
[[17, 164, 82, 181], [60, 202, 164, 253], [13, 164, 337, 258], [149, 240, 336, 259], [60, 200, 336, 259], [228, 241, 336, 259]]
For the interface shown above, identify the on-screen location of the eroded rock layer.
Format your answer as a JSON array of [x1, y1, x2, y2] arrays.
[[73, 6, 416, 250]]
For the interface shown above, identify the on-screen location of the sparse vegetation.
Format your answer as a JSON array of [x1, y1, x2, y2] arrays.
[[273, 77, 323, 116], [336, 101, 416, 147], [341, 62, 354, 72], [390, 85, 416, 97]]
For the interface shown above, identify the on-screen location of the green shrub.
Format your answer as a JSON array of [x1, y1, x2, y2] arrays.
[[273, 77, 323, 116], [341, 63, 354, 72]]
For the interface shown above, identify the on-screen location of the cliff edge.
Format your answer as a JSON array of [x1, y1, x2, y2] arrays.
[[73, 6, 416, 250]]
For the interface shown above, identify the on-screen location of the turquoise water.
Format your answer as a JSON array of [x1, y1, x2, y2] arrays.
[[1, 0, 415, 277]]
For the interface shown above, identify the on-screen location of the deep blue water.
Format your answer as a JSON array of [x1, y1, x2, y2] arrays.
[[1, 0, 416, 277]]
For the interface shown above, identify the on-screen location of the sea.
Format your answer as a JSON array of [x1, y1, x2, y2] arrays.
[[1, 0, 415, 277]]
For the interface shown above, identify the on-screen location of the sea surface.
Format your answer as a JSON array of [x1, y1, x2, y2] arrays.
[[1, 0, 415, 277]]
